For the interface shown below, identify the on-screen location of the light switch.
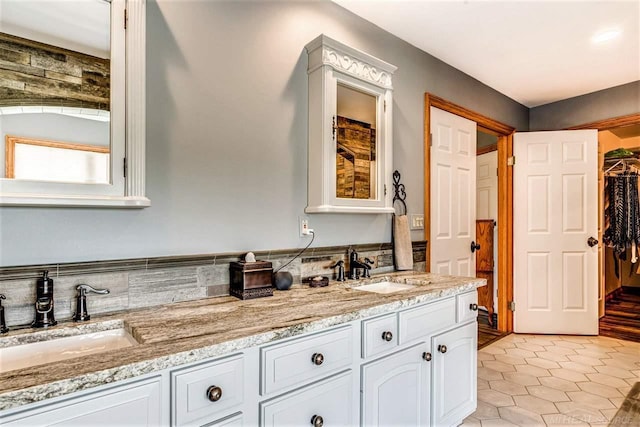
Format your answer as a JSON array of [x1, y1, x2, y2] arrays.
[[411, 214, 424, 230]]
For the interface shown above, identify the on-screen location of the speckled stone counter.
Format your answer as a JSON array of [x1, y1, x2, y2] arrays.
[[0, 272, 485, 411]]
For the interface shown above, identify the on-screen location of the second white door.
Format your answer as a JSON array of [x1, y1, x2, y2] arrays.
[[430, 107, 477, 276], [513, 130, 599, 334]]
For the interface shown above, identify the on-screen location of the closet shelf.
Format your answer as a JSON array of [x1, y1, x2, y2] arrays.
[[603, 157, 640, 174]]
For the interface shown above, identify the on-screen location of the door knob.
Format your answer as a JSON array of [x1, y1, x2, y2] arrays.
[[587, 237, 598, 247], [311, 415, 324, 427], [470, 303, 478, 311], [438, 344, 447, 354], [382, 331, 393, 342], [422, 352, 432, 362], [471, 241, 481, 253]]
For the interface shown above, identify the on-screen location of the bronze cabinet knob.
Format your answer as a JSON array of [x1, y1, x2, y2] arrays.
[[206, 385, 222, 402], [438, 345, 447, 354], [470, 303, 478, 311], [311, 353, 324, 366], [422, 352, 432, 362], [382, 331, 393, 342], [311, 415, 324, 427]]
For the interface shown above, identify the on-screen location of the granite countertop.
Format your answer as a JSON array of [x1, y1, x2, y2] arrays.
[[0, 272, 485, 411]]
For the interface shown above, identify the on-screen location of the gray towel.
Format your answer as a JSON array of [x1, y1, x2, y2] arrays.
[[393, 214, 413, 270]]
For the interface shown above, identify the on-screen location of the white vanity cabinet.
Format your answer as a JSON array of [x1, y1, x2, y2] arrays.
[[431, 322, 477, 427], [0, 288, 480, 427], [361, 343, 431, 426], [1, 376, 164, 426]]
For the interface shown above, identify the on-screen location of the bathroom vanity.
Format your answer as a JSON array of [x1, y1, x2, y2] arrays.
[[0, 273, 483, 426]]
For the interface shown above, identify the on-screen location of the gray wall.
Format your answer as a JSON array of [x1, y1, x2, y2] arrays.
[[530, 81, 640, 130], [0, 0, 528, 267]]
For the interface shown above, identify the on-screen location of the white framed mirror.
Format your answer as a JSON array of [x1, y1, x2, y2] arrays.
[[0, 0, 148, 207], [305, 34, 396, 214]]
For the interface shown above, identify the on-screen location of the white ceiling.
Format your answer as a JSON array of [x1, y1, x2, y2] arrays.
[[0, 0, 110, 58], [333, 0, 640, 107]]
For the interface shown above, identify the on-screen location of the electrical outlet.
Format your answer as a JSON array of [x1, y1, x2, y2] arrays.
[[299, 217, 311, 236], [411, 214, 424, 230]]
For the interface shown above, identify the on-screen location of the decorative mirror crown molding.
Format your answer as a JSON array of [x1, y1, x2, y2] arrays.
[[306, 34, 396, 90]]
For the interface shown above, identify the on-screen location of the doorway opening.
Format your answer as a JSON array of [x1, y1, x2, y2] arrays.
[[424, 93, 516, 334]]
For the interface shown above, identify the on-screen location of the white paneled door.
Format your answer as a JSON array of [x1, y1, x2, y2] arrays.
[[514, 130, 598, 334], [430, 107, 477, 277]]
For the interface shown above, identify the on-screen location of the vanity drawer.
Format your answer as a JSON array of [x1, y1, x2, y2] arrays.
[[172, 354, 244, 427], [398, 297, 456, 345], [457, 290, 479, 324], [260, 326, 353, 395], [260, 371, 354, 427], [362, 313, 398, 359]]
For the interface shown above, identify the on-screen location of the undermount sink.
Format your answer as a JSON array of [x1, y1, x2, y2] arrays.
[[0, 327, 138, 373], [353, 281, 416, 294]]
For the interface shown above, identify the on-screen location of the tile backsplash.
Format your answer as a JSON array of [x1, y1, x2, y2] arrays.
[[0, 241, 427, 328]]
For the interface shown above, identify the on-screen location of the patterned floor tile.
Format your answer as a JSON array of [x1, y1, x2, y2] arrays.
[[505, 347, 537, 358], [515, 364, 552, 378], [566, 391, 615, 409], [567, 354, 605, 366], [478, 351, 498, 361], [527, 385, 570, 402], [480, 419, 519, 427], [557, 361, 597, 374], [483, 360, 517, 373], [551, 340, 586, 349], [586, 372, 631, 388], [538, 376, 581, 392], [478, 389, 516, 407], [576, 380, 623, 398], [478, 378, 491, 390], [478, 367, 505, 381], [512, 395, 558, 415], [494, 354, 527, 365], [549, 368, 589, 382], [544, 345, 579, 356], [594, 364, 635, 379], [472, 401, 500, 420], [460, 415, 482, 426], [534, 351, 570, 363], [502, 372, 541, 386], [541, 413, 589, 426], [489, 380, 528, 396], [515, 342, 546, 352], [525, 357, 561, 369], [554, 402, 608, 424], [497, 405, 545, 426]]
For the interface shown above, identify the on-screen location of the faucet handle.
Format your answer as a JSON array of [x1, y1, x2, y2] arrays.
[[76, 284, 110, 296], [74, 285, 109, 322], [0, 294, 5, 300], [364, 257, 374, 265]]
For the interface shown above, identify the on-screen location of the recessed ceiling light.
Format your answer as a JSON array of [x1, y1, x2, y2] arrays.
[[591, 29, 622, 44]]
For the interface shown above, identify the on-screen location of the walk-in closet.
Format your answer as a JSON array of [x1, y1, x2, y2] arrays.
[[599, 125, 640, 342]]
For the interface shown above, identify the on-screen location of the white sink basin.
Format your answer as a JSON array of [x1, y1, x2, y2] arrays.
[[353, 281, 416, 294], [0, 328, 138, 373]]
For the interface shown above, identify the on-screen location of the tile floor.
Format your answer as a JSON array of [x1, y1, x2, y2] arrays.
[[462, 334, 640, 426]]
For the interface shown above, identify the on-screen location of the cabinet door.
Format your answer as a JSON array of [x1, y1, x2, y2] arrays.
[[361, 343, 430, 426], [260, 371, 354, 427], [1, 377, 162, 426], [432, 322, 477, 427]]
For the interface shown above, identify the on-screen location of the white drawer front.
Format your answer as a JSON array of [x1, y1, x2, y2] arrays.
[[172, 354, 244, 427], [211, 412, 244, 426], [362, 313, 398, 359], [260, 371, 354, 427], [457, 290, 479, 323], [399, 297, 456, 345], [260, 326, 353, 395]]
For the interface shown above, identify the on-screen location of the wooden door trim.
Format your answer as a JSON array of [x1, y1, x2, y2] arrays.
[[567, 113, 640, 131], [424, 93, 516, 332], [477, 143, 498, 156]]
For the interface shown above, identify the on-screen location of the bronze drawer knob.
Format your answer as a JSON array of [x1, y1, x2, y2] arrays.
[[382, 331, 393, 342], [470, 303, 478, 311], [422, 352, 432, 362], [206, 385, 222, 402], [311, 415, 324, 427], [311, 353, 324, 366], [438, 345, 447, 354]]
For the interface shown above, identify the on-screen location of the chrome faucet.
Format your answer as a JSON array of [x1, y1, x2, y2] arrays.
[[0, 294, 8, 334], [348, 250, 373, 280]]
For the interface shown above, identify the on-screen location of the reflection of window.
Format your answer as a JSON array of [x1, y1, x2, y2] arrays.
[[5, 135, 110, 184]]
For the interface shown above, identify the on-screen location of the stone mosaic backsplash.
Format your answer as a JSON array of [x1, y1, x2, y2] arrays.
[[0, 241, 427, 328]]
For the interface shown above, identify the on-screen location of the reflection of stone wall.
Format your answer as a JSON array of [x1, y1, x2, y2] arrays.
[[336, 116, 375, 199], [0, 33, 110, 110]]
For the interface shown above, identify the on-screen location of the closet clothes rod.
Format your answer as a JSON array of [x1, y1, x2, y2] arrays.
[[604, 157, 640, 175]]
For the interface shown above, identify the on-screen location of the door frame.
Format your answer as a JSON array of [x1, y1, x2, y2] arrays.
[[424, 93, 516, 332]]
